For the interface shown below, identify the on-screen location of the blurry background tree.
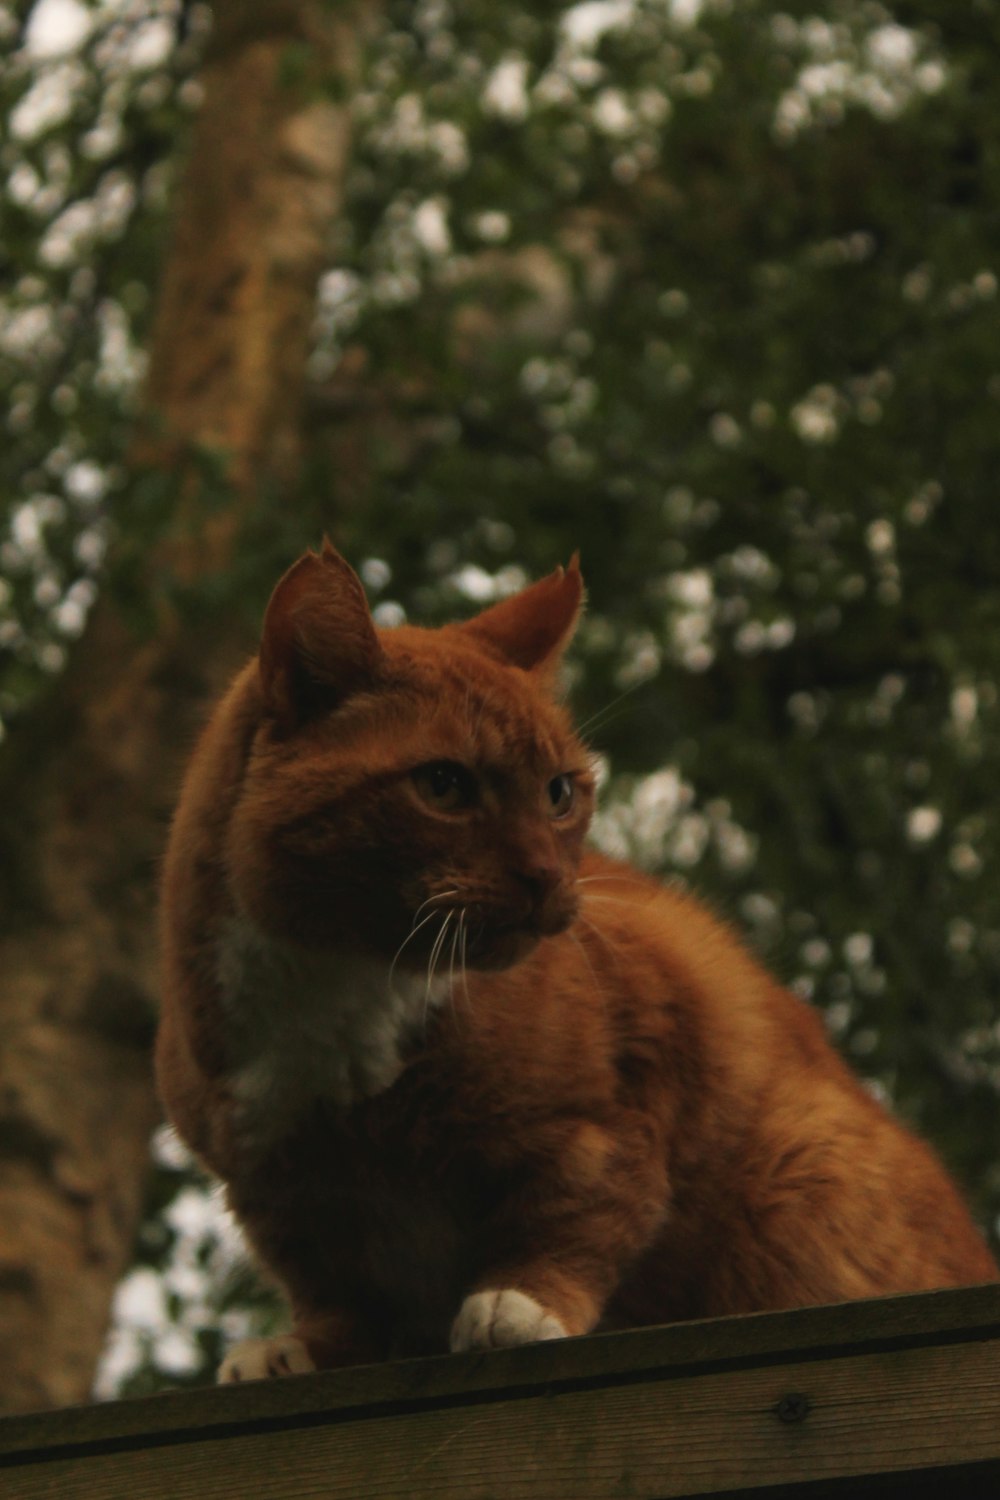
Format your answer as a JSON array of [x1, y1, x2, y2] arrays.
[[2, 0, 999, 1407], [0, 0, 372, 1411]]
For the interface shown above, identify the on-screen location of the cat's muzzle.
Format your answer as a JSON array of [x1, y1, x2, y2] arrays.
[[468, 888, 579, 970]]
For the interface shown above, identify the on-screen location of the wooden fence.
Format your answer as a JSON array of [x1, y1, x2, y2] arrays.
[[2, 1282, 999, 1498]]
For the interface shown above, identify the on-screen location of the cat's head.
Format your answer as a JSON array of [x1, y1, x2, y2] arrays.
[[227, 543, 595, 973]]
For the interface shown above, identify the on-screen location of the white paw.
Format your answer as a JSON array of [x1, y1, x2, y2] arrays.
[[450, 1289, 568, 1353], [217, 1334, 316, 1384]]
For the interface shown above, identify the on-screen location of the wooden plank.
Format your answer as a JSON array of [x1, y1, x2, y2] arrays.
[[2, 1284, 999, 1498], [4, 1332, 1000, 1499], [3, 1282, 999, 1461]]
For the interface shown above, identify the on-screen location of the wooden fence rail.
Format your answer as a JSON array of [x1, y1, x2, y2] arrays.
[[2, 1282, 1000, 1498]]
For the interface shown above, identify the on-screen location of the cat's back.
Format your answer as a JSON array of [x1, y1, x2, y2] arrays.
[[563, 854, 997, 1314]]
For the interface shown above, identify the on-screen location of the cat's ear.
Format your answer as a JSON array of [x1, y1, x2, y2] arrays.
[[459, 556, 584, 682], [258, 540, 381, 730]]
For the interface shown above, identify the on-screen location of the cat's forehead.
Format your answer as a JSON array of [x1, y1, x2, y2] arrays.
[[383, 631, 576, 767]]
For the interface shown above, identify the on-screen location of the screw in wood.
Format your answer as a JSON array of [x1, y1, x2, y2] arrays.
[[775, 1392, 811, 1424]]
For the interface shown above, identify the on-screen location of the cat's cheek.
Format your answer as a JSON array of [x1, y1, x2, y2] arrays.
[[449, 1289, 568, 1352]]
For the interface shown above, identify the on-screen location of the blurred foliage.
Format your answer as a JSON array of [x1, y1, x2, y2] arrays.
[[4, 0, 1000, 1393], [0, 0, 207, 698]]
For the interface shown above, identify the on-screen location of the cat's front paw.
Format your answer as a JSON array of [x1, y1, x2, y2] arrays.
[[218, 1333, 316, 1383], [450, 1289, 568, 1352]]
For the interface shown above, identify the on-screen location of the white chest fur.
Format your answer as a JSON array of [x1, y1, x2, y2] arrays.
[[215, 916, 448, 1144]]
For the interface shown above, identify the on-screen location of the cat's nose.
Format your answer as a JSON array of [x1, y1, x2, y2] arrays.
[[514, 855, 562, 899], [513, 858, 577, 935]]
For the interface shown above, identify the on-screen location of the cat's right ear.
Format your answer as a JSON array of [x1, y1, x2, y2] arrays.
[[258, 542, 381, 731]]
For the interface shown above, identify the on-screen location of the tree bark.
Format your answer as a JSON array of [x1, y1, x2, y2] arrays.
[[0, 0, 371, 1413]]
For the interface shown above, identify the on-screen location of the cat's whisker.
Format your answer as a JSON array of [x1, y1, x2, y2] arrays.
[[580, 892, 647, 909], [459, 910, 472, 1014], [579, 880, 662, 913], [427, 912, 452, 984], [582, 895, 664, 926], [574, 679, 649, 739], [447, 908, 472, 1023], [567, 928, 605, 1004], [423, 911, 454, 1032], [575, 911, 624, 971], [386, 889, 465, 995], [447, 917, 460, 1009], [387, 907, 445, 995], [412, 888, 462, 924]]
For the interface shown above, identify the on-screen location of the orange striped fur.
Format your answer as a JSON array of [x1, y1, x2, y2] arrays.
[[157, 545, 996, 1379]]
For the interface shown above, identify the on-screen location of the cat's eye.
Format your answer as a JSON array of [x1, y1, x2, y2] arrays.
[[547, 773, 574, 818], [412, 760, 477, 813]]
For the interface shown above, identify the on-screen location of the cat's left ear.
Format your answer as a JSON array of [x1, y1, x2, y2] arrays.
[[459, 556, 584, 683], [258, 540, 382, 731]]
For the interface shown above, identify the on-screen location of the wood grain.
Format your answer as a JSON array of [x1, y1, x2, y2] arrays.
[[3, 1285, 999, 1499]]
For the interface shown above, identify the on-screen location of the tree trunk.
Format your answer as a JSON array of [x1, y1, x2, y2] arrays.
[[0, 0, 371, 1413]]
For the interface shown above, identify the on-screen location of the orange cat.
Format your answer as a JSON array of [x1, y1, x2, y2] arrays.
[[157, 543, 996, 1381]]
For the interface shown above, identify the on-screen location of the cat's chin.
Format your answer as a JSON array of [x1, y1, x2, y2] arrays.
[[470, 936, 539, 972], [469, 930, 540, 971], [467, 915, 572, 972]]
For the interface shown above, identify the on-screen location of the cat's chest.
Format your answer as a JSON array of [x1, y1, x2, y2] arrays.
[[336, 1140, 473, 1349], [215, 916, 447, 1145]]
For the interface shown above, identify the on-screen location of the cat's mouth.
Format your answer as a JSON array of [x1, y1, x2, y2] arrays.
[[463, 897, 578, 971], [394, 887, 579, 974]]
